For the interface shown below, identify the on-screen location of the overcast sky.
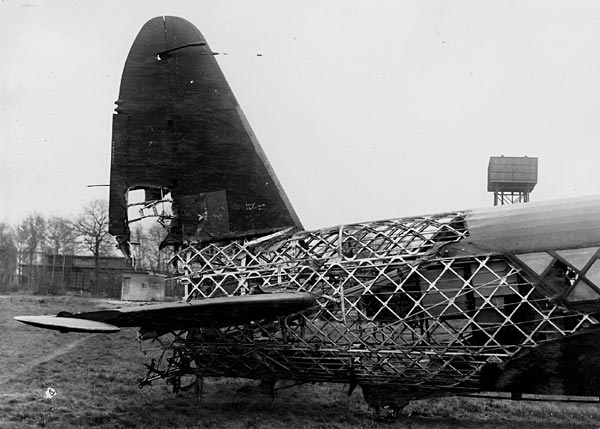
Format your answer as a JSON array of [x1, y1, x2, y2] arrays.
[[2, 0, 600, 229]]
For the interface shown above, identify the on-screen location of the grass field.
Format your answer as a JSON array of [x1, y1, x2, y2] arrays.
[[1, 295, 600, 428]]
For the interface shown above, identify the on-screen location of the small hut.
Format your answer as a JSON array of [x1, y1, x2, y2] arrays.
[[121, 271, 166, 301]]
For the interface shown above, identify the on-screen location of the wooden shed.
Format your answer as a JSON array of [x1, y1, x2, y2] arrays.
[[121, 271, 166, 301]]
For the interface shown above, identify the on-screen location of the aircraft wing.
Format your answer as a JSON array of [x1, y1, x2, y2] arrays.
[[14, 292, 316, 334]]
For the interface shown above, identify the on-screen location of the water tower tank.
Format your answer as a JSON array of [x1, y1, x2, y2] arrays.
[[488, 156, 538, 205]]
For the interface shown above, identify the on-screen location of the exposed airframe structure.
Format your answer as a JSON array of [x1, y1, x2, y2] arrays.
[[17, 16, 600, 414], [105, 16, 600, 409], [146, 197, 600, 409]]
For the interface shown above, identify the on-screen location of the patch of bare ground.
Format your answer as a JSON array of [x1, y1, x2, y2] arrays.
[[1, 295, 600, 428]]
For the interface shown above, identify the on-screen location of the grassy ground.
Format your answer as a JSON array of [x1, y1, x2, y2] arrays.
[[1, 295, 600, 428]]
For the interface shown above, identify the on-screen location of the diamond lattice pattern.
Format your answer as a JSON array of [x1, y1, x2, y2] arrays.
[[147, 213, 592, 392]]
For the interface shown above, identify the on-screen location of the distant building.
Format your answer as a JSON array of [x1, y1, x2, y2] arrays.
[[121, 271, 166, 301], [20, 253, 131, 296]]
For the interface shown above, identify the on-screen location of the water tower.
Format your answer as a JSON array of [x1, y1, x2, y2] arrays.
[[488, 156, 538, 206]]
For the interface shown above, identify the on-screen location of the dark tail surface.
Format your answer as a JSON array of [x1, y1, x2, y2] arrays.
[[109, 16, 302, 255]]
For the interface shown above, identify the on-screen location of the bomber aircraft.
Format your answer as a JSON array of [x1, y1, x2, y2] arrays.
[[15, 16, 600, 415]]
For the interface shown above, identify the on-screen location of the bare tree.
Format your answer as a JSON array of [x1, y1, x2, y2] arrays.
[[130, 224, 149, 270], [75, 199, 112, 290], [46, 216, 77, 255], [0, 223, 17, 291], [45, 216, 78, 289], [130, 223, 170, 272], [16, 213, 46, 289], [146, 223, 170, 272]]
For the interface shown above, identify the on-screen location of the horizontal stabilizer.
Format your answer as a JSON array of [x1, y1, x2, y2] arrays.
[[14, 315, 120, 333], [14, 292, 317, 334]]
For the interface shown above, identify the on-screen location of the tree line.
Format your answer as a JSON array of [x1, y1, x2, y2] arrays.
[[0, 199, 171, 294]]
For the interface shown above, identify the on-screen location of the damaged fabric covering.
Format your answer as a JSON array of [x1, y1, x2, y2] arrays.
[[446, 196, 600, 255], [480, 327, 600, 396], [109, 16, 302, 254]]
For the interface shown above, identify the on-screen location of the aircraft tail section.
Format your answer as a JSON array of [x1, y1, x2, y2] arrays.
[[109, 16, 302, 255]]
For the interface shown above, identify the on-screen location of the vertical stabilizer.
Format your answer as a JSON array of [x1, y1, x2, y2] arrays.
[[109, 16, 302, 255]]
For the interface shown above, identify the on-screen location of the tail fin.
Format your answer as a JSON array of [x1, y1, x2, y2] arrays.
[[109, 16, 302, 255]]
